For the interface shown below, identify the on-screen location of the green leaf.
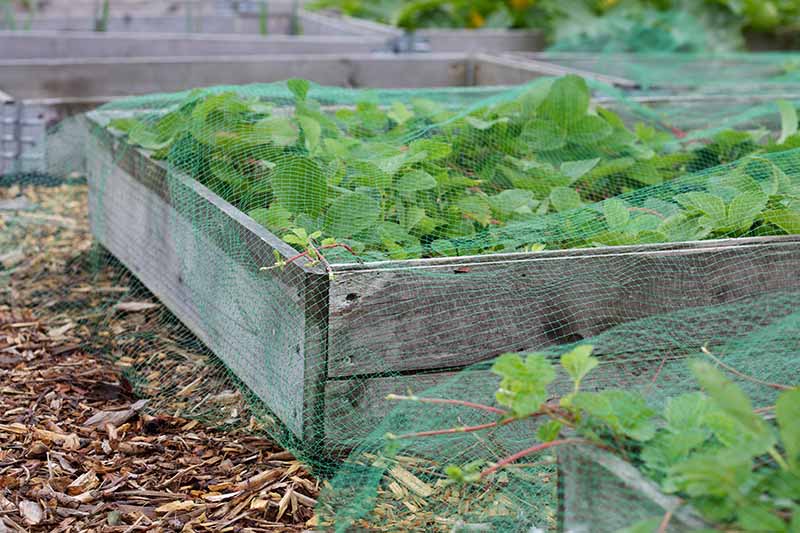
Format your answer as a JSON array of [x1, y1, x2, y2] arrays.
[[560, 345, 597, 387], [641, 428, 710, 477], [387, 102, 413, 125], [761, 209, 800, 234], [777, 99, 798, 144], [521, 119, 566, 151], [108, 117, 140, 134], [659, 212, 712, 242], [349, 160, 392, 190], [492, 353, 556, 417], [430, 239, 457, 257], [667, 449, 752, 499], [603, 199, 630, 232], [489, 189, 537, 215], [395, 170, 438, 192], [737, 505, 789, 532], [254, 117, 299, 147], [408, 139, 452, 161], [664, 392, 708, 431], [323, 192, 381, 238], [537, 420, 563, 442], [690, 361, 773, 450], [675, 192, 727, 223], [574, 390, 656, 441], [550, 187, 583, 212], [465, 116, 509, 130], [569, 115, 613, 145], [247, 207, 271, 227], [726, 191, 768, 232], [560, 158, 600, 181], [287, 78, 310, 101], [271, 156, 327, 216], [537, 74, 590, 127], [297, 115, 321, 152], [776, 389, 800, 470], [457, 195, 492, 226]]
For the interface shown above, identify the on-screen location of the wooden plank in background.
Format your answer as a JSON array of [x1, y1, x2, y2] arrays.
[[0, 54, 474, 97]]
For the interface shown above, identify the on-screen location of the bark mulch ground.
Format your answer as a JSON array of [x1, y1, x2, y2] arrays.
[[0, 182, 319, 532]]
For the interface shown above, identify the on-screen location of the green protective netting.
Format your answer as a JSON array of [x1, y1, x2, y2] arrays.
[[4, 73, 800, 531], [518, 51, 800, 94]]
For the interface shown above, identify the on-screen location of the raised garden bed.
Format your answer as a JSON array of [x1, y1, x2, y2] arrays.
[[85, 90, 800, 447], [0, 52, 545, 174]]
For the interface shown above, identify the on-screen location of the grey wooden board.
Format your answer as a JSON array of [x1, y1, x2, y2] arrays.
[[323, 336, 712, 445], [0, 54, 462, 97], [559, 445, 707, 532], [415, 29, 545, 53], [86, 117, 324, 438], [0, 53, 550, 98], [313, 12, 546, 52], [327, 235, 800, 377], [0, 30, 388, 59], [0, 10, 334, 36]]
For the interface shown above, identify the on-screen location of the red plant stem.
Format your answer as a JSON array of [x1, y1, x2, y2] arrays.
[[669, 126, 687, 139], [280, 242, 360, 269], [657, 509, 673, 533], [481, 438, 591, 478], [391, 419, 513, 440], [385, 394, 509, 416], [390, 405, 566, 440], [645, 352, 669, 395]]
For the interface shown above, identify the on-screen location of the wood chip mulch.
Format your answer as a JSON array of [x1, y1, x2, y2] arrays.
[[0, 183, 320, 532]]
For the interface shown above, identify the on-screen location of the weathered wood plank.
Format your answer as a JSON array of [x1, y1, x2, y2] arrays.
[[417, 29, 545, 53], [327, 236, 800, 377], [0, 54, 476, 98], [86, 113, 325, 438], [0, 29, 387, 59], [473, 53, 552, 85], [324, 284, 796, 444]]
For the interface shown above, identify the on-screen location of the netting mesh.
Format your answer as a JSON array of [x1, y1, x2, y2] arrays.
[[517, 52, 800, 94], [3, 72, 800, 531]]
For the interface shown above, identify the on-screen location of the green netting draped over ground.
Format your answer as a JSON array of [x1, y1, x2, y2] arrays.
[[4, 73, 800, 531]]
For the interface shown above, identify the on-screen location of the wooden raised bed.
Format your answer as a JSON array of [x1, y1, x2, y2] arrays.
[[86, 104, 800, 447]]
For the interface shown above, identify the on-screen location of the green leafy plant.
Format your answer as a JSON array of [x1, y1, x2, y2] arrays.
[[388, 345, 800, 531], [310, 0, 800, 49], [107, 75, 800, 263]]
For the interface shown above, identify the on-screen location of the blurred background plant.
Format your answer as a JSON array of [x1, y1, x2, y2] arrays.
[[309, 0, 800, 51]]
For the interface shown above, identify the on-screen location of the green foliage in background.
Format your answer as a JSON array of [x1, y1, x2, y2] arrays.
[[310, 0, 800, 51]]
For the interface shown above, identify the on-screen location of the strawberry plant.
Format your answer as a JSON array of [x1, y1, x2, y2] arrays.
[[107, 76, 800, 263], [388, 345, 800, 531]]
